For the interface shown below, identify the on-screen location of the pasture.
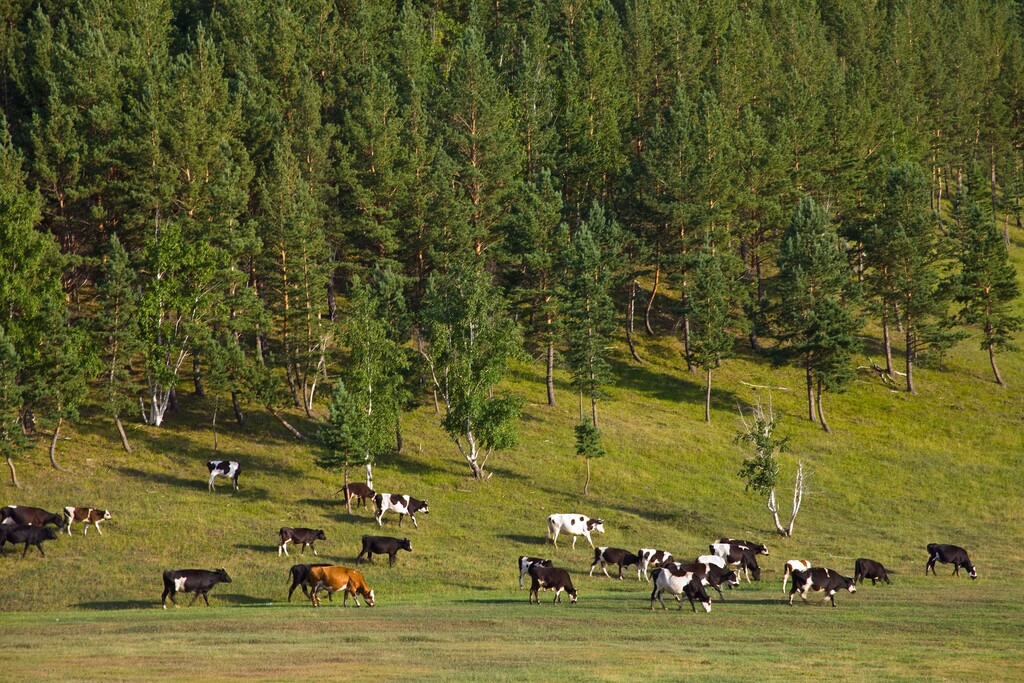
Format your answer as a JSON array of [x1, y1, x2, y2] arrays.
[[1, 305, 1023, 680]]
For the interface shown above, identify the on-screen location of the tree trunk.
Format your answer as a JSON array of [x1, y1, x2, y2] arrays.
[[705, 368, 712, 423], [212, 406, 219, 450], [115, 415, 132, 453], [192, 353, 205, 397], [231, 391, 244, 425], [905, 327, 916, 394], [682, 314, 694, 373], [583, 457, 591, 496], [625, 281, 643, 364], [343, 467, 352, 515], [645, 255, 660, 335], [815, 381, 831, 433], [545, 337, 556, 407], [5, 455, 19, 487], [882, 304, 894, 375], [49, 417, 68, 471], [805, 361, 816, 423], [395, 416, 404, 454], [168, 386, 179, 413], [988, 340, 1006, 387], [266, 407, 305, 440], [365, 462, 374, 490]]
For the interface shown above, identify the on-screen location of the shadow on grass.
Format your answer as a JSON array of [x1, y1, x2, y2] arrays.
[[115, 467, 271, 500], [498, 533, 547, 546], [218, 593, 272, 606], [234, 543, 278, 554], [76, 600, 155, 610]]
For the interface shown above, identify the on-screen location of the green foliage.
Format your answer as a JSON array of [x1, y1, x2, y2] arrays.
[[316, 379, 371, 473], [574, 420, 604, 460], [735, 406, 789, 497]]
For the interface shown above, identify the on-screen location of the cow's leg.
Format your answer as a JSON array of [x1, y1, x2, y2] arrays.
[[398, 514, 404, 527], [411, 514, 419, 529], [188, 591, 201, 607], [617, 563, 624, 580], [551, 528, 559, 547], [209, 473, 217, 491], [202, 591, 212, 607], [388, 552, 396, 567], [584, 531, 593, 548], [601, 563, 612, 579], [232, 475, 239, 491], [161, 587, 171, 608], [375, 512, 384, 527], [553, 588, 561, 604], [311, 544, 318, 557], [571, 535, 577, 550]]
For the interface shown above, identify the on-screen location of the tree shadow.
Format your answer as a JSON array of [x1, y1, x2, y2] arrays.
[[498, 533, 548, 546], [217, 593, 271, 606], [234, 543, 278, 554], [484, 466, 529, 481], [115, 467, 271, 500], [76, 600, 154, 610], [608, 357, 742, 413]]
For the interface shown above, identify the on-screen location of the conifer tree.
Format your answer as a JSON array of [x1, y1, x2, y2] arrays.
[[96, 235, 140, 451]]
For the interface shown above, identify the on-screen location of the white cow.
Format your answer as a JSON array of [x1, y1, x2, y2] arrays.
[[546, 514, 604, 549], [638, 548, 674, 582], [782, 559, 813, 593], [650, 566, 712, 612]]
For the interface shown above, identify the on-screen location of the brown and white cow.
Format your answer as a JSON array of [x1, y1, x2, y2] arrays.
[[782, 559, 813, 593], [546, 514, 604, 549], [308, 565, 375, 607], [63, 507, 112, 535]]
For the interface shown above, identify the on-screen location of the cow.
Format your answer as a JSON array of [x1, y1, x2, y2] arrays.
[[546, 514, 605, 549], [374, 493, 429, 529], [788, 567, 856, 607], [590, 547, 641, 580], [518, 556, 553, 589], [854, 558, 891, 585], [668, 561, 740, 601], [1, 505, 63, 528], [207, 460, 240, 492], [650, 566, 712, 613], [696, 554, 726, 569], [286, 563, 331, 602], [782, 559, 813, 593], [63, 507, 112, 536], [337, 482, 375, 509], [0, 524, 59, 557], [308, 565, 375, 607], [710, 541, 764, 582], [714, 537, 769, 556], [638, 548, 674, 582], [278, 527, 326, 557], [528, 564, 578, 604], [357, 535, 412, 567], [161, 568, 232, 608], [926, 543, 977, 579]]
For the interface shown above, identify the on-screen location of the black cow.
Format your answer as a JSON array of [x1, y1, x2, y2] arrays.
[[207, 460, 240, 492], [789, 567, 856, 607], [589, 547, 641, 580], [518, 556, 553, 589], [854, 558, 891, 585], [0, 524, 59, 557], [373, 493, 430, 529], [278, 527, 327, 557], [357, 535, 412, 566], [528, 565, 577, 604], [1, 505, 63, 528], [926, 543, 977, 579], [161, 568, 232, 608], [286, 563, 331, 602]]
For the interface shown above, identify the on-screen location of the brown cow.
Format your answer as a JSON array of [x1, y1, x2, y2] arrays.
[[308, 566, 375, 607], [337, 482, 375, 509]]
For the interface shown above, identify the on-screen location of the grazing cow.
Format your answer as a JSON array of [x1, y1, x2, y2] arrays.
[[338, 482, 375, 509], [638, 548, 674, 582], [0, 524, 59, 557], [308, 565, 375, 607], [650, 566, 712, 613], [670, 561, 740, 601], [63, 507, 112, 536], [714, 537, 769, 556], [374, 493, 429, 529], [926, 543, 977, 579], [1, 505, 63, 528], [854, 558, 891, 585], [709, 542, 764, 582], [782, 559, 813, 593], [590, 547, 641, 580], [789, 567, 856, 607], [207, 460, 240, 492], [528, 565, 578, 604], [286, 563, 331, 602], [518, 556, 553, 589], [357, 535, 412, 567], [278, 527, 327, 557], [546, 514, 605, 549], [161, 568, 231, 608]]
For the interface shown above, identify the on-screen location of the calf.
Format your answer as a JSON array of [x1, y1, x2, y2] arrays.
[[63, 507, 112, 535], [854, 558, 891, 585], [161, 568, 232, 608], [926, 543, 977, 579], [650, 566, 712, 613], [0, 524, 59, 557], [638, 548, 674, 582], [1, 505, 63, 528], [709, 542, 763, 582], [782, 559, 813, 593], [518, 556, 553, 589], [788, 567, 856, 607], [338, 482, 375, 509], [287, 563, 331, 602], [278, 527, 327, 557], [374, 493, 429, 529], [546, 513, 605, 549], [357, 535, 412, 566], [207, 460, 240, 492], [308, 565, 375, 607], [590, 547, 641, 580], [528, 565, 578, 604]]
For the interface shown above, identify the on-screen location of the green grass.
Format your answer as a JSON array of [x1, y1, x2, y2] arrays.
[[1, 228, 1023, 680]]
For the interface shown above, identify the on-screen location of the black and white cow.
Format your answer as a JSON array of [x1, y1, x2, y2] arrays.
[[528, 565, 578, 604], [207, 460, 240, 492], [669, 561, 740, 601], [638, 548, 674, 581], [161, 568, 232, 608], [374, 493, 429, 529], [853, 558, 891, 585], [278, 527, 327, 557], [1, 505, 63, 528], [709, 541, 764, 582], [650, 565, 712, 613], [357, 535, 412, 566], [788, 567, 856, 607], [782, 559, 813, 593], [518, 556, 553, 589], [590, 547, 641, 580], [546, 514, 605, 549], [714, 537, 769, 556], [0, 524, 59, 557], [926, 544, 977, 579], [286, 563, 331, 602], [63, 507, 112, 535]]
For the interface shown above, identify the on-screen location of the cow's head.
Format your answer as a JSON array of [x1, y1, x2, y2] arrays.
[[748, 564, 762, 581], [100, 510, 112, 520], [400, 539, 412, 552], [968, 564, 978, 580], [417, 501, 430, 514], [567, 588, 578, 604], [216, 568, 232, 583], [755, 544, 769, 556], [315, 530, 327, 541], [43, 527, 58, 541], [588, 518, 605, 534], [365, 589, 376, 607], [722, 569, 740, 588], [686, 580, 712, 613], [845, 578, 857, 593]]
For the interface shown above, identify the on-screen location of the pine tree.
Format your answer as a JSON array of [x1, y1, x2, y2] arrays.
[[318, 380, 373, 515]]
